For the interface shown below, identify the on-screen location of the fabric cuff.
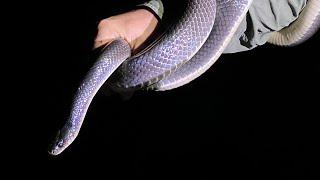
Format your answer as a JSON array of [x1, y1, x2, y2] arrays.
[[137, 0, 164, 21]]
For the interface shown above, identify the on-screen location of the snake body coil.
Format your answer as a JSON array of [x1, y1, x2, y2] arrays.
[[49, 0, 320, 155]]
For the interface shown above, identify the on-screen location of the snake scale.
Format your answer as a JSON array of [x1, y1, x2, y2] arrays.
[[49, 0, 320, 155]]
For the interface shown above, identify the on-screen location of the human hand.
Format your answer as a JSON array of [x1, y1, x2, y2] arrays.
[[94, 9, 159, 52]]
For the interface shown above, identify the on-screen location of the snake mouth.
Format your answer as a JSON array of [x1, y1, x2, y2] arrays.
[[48, 149, 59, 156]]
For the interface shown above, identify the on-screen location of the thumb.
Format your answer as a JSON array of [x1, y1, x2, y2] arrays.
[[93, 39, 113, 49], [93, 20, 121, 49]]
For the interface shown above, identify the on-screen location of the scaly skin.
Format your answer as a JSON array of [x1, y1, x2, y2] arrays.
[[49, 39, 131, 155], [49, 0, 319, 155]]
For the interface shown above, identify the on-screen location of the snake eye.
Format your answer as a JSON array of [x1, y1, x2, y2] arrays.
[[57, 141, 64, 148]]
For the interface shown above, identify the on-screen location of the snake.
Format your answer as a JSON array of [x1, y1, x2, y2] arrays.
[[49, 0, 320, 155]]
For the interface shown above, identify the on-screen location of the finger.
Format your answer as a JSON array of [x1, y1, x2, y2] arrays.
[[93, 39, 113, 49], [95, 25, 119, 42]]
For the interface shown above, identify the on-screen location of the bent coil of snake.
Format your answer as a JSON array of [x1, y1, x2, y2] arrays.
[[49, 0, 320, 155]]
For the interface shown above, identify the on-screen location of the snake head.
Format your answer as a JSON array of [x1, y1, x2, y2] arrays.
[[48, 125, 76, 156]]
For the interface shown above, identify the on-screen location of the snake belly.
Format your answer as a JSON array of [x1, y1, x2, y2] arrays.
[[268, 0, 320, 46]]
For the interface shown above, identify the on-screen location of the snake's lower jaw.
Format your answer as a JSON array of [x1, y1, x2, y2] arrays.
[[48, 147, 60, 156]]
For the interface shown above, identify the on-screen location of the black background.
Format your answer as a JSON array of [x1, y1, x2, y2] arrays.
[[7, 0, 319, 178]]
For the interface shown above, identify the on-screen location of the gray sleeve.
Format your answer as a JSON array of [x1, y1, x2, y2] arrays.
[[224, 0, 307, 53], [138, 0, 164, 20]]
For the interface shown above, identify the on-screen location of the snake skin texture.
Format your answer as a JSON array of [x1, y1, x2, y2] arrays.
[[110, 0, 216, 89], [49, 0, 319, 155], [49, 39, 131, 155], [153, 0, 253, 90]]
